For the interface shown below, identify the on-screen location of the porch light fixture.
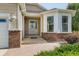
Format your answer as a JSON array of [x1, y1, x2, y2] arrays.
[[9, 15, 16, 22], [11, 15, 16, 19]]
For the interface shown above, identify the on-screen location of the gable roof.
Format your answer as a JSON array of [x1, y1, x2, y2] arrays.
[[25, 3, 47, 13]]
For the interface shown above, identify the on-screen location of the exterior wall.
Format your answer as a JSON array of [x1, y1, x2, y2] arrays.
[[9, 30, 20, 48], [26, 3, 45, 13], [42, 33, 72, 41], [0, 11, 20, 48], [0, 4, 21, 48], [17, 5, 24, 42], [17, 5, 23, 31], [0, 3, 19, 30], [0, 3, 17, 13], [41, 12, 72, 41], [0, 3, 18, 30]]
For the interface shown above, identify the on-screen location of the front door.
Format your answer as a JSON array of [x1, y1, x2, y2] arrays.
[[29, 20, 38, 35]]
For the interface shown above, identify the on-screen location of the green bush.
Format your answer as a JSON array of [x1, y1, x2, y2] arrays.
[[35, 43, 79, 56]]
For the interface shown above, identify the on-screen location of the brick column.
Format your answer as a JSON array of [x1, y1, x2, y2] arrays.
[[9, 30, 20, 48]]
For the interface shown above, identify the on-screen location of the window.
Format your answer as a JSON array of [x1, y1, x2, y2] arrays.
[[47, 16, 54, 32], [62, 16, 68, 32]]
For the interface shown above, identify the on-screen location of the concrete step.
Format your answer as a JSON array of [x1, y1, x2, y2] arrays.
[[24, 35, 40, 38], [22, 37, 47, 44]]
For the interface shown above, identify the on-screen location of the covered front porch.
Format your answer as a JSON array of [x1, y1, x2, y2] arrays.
[[22, 15, 45, 44], [24, 16, 41, 37]]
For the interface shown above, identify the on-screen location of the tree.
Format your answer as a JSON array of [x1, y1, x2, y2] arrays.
[[67, 3, 79, 31]]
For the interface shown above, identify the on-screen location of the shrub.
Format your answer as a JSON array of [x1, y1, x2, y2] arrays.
[[35, 44, 79, 56], [65, 36, 79, 44]]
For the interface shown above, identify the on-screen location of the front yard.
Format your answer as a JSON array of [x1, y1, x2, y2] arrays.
[[35, 43, 79, 56]]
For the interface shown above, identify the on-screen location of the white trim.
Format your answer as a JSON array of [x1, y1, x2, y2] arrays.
[[43, 12, 58, 32], [42, 32, 57, 33], [58, 32, 72, 33], [40, 9, 76, 16], [60, 13, 72, 33], [42, 32, 72, 33], [40, 16, 42, 36]]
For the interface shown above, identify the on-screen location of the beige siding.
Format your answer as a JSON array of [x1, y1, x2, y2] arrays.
[[26, 3, 45, 13], [0, 3, 17, 15], [0, 3, 18, 29]]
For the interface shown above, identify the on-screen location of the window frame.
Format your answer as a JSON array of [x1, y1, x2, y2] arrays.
[[47, 16, 54, 32], [61, 16, 69, 32]]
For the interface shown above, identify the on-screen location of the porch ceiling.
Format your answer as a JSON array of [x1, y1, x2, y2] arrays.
[[24, 16, 40, 20], [24, 12, 41, 17]]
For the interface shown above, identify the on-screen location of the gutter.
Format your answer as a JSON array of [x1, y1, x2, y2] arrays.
[[40, 9, 76, 16]]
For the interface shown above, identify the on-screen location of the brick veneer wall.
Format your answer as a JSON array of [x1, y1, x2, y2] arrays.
[[42, 33, 73, 41], [9, 31, 20, 48]]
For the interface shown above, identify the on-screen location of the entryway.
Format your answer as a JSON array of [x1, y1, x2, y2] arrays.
[[23, 16, 43, 44], [24, 16, 40, 37], [0, 19, 8, 48]]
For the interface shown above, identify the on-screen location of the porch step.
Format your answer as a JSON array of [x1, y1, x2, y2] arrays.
[[24, 35, 40, 38], [22, 37, 47, 44]]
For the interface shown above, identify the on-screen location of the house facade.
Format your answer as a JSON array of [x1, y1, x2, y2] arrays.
[[0, 3, 76, 48], [0, 3, 22, 48]]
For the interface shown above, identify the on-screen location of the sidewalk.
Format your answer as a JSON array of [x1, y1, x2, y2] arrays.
[[4, 43, 60, 56], [0, 49, 8, 56]]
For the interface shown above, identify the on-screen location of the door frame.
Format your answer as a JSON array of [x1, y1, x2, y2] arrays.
[[28, 19, 38, 35]]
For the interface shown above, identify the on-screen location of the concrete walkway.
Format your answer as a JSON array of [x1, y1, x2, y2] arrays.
[[0, 49, 8, 56], [4, 43, 60, 56]]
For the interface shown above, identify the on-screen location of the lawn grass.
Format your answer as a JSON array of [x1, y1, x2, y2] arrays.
[[35, 43, 79, 56]]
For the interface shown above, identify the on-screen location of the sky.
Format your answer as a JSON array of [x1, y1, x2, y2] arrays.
[[40, 3, 68, 10]]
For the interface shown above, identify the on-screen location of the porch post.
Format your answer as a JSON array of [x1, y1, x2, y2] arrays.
[[40, 15, 43, 37]]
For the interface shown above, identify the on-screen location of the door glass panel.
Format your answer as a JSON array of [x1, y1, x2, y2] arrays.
[[35, 21, 37, 29], [29, 20, 38, 34], [30, 21, 34, 29], [30, 21, 37, 29]]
